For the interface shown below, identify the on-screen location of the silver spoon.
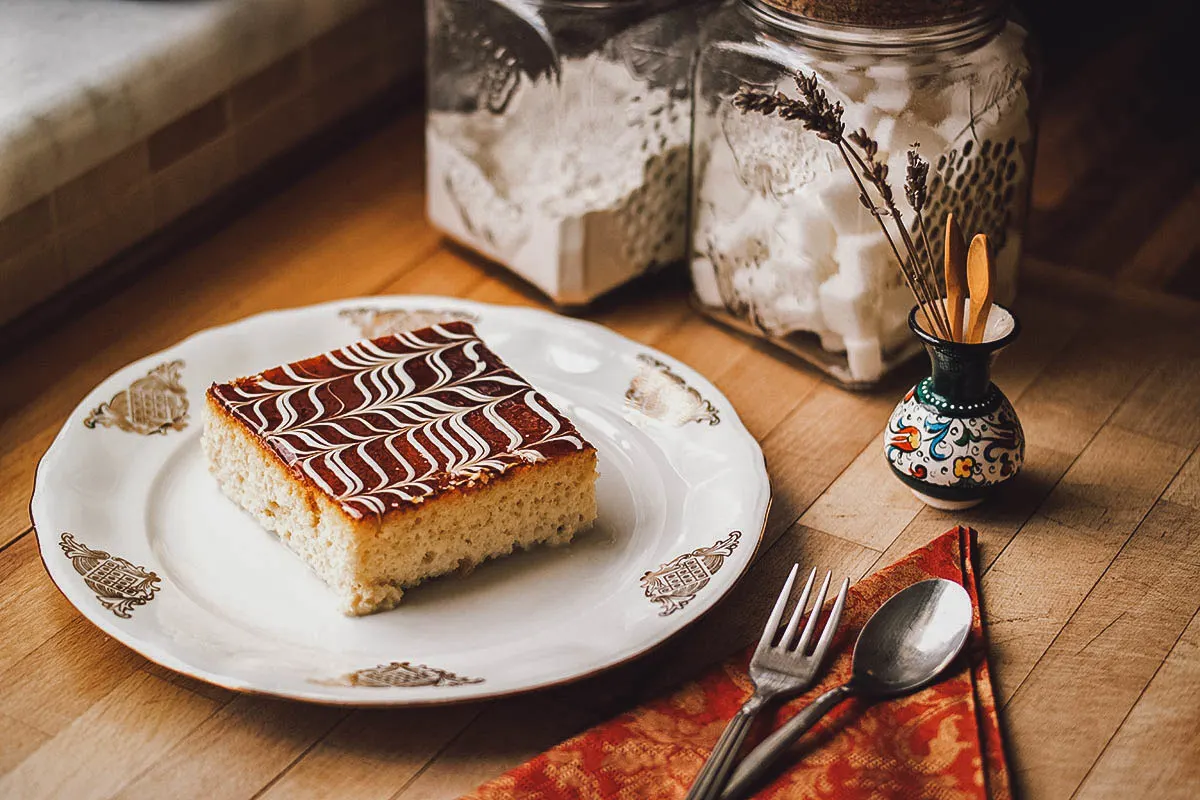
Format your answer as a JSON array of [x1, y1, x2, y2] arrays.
[[721, 578, 974, 800]]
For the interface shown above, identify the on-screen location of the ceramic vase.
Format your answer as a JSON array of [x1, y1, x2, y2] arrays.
[[884, 303, 1024, 510]]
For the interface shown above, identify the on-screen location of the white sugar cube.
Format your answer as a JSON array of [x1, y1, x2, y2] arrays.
[[774, 199, 837, 262], [845, 336, 885, 382], [818, 272, 879, 339], [767, 253, 833, 311], [820, 330, 846, 353], [768, 292, 824, 333], [880, 286, 918, 350], [865, 83, 912, 114], [834, 231, 895, 290], [816, 174, 876, 236]]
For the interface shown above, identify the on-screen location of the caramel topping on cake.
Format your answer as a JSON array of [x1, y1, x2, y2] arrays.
[[208, 322, 592, 519]]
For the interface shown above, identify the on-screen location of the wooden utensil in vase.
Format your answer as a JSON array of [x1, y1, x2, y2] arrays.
[[944, 214, 968, 342], [965, 234, 994, 344]]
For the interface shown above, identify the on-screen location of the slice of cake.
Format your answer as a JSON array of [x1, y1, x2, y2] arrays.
[[202, 321, 598, 615]]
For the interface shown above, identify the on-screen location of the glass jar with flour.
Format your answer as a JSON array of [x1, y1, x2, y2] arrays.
[[690, 0, 1038, 386], [426, 0, 710, 306]]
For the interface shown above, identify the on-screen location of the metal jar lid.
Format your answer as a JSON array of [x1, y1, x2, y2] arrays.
[[755, 0, 1005, 28]]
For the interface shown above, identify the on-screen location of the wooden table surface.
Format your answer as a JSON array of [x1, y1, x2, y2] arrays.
[[2, 98, 1200, 799]]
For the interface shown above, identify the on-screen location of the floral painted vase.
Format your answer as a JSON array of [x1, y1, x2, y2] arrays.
[[885, 303, 1024, 510]]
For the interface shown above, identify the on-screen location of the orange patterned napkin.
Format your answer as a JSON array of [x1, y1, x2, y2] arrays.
[[462, 527, 1010, 800]]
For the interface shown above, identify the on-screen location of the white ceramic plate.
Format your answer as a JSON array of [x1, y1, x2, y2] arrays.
[[32, 297, 769, 705]]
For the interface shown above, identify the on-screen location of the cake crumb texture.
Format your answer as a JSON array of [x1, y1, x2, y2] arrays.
[[201, 323, 599, 616]]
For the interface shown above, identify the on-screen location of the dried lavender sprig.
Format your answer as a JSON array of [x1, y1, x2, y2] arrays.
[[831, 140, 951, 340], [736, 73, 952, 339], [905, 148, 951, 334], [781, 77, 952, 338], [844, 131, 952, 338], [732, 85, 845, 143]]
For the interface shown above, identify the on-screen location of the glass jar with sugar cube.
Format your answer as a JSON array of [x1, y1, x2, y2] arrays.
[[426, 0, 714, 306], [689, 0, 1039, 387]]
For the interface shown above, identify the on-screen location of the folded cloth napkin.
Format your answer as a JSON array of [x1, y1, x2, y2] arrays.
[[462, 526, 1010, 800]]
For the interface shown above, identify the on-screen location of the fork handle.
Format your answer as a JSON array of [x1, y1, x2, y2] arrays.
[[720, 684, 855, 800], [685, 704, 763, 800]]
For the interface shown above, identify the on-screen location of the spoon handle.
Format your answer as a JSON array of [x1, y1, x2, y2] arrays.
[[720, 684, 854, 800]]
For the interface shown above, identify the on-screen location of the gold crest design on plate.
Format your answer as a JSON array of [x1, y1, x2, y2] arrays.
[[339, 308, 481, 338], [625, 354, 720, 427], [318, 661, 485, 688], [641, 531, 741, 616], [59, 533, 161, 618], [83, 360, 188, 435]]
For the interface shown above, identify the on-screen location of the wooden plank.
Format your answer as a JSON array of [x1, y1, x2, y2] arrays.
[[0, 671, 221, 800], [871, 440, 1079, 575], [758, 384, 897, 552], [0, 615, 149, 735], [111, 695, 347, 800], [394, 696, 599, 800], [799, 445, 923, 551], [710, 343, 821, 441], [1164, 448, 1200, 512], [139, 662, 238, 705], [981, 425, 1190, 705], [993, 291, 1091, 399], [584, 277, 695, 346], [1066, 115, 1200, 278], [258, 705, 480, 800], [0, 710, 49, 776], [1116, 182, 1200, 288], [375, 246, 489, 297], [0, 533, 77, 674], [1029, 21, 1156, 211], [1074, 610, 1200, 800], [650, 313, 748, 382], [1110, 330, 1200, 449], [1005, 500, 1200, 798], [1015, 303, 1162, 455]]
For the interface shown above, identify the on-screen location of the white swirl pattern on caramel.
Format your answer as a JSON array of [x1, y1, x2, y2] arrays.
[[215, 325, 586, 518]]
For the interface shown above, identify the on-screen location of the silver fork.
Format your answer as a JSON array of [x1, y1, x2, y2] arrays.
[[684, 564, 850, 800]]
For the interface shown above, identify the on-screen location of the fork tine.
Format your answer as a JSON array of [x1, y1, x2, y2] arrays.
[[756, 564, 799, 656], [793, 571, 833, 654], [810, 577, 851, 664], [778, 568, 816, 650]]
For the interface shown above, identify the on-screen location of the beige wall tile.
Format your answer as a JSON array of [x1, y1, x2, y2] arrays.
[[0, 197, 54, 262], [309, 6, 387, 76], [148, 96, 230, 172], [234, 92, 315, 174], [0, 239, 65, 326], [152, 135, 236, 227], [309, 53, 390, 132], [53, 144, 150, 227], [60, 186, 155, 281], [230, 53, 306, 123]]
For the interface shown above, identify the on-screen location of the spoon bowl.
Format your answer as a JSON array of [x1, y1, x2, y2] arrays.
[[852, 578, 974, 697], [722, 577, 975, 800]]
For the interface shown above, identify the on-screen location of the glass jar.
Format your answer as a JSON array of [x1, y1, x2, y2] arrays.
[[426, 0, 711, 306], [689, 0, 1039, 386]]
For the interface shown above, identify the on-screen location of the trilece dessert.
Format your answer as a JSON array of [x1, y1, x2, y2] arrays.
[[202, 321, 598, 615]]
